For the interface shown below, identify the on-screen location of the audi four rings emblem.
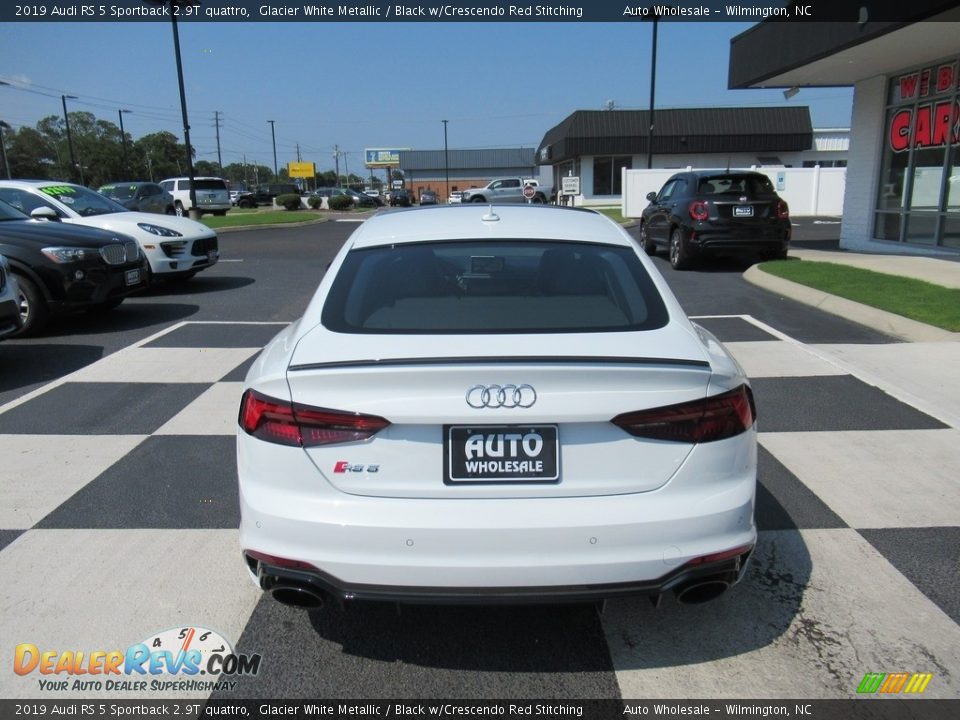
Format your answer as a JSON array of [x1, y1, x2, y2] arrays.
[[466, 384, 537, 409]]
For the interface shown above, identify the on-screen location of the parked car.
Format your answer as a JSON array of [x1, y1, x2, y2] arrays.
[[0, 181, 219, 281], [389, 189, 413, 207], [419, 190, 439, 206], [312, 188, 378, 209], [0, 253, 21, 339], [0, 198, 148, 336], [447, 191, 463, 204], [461, 178, 552, 204], [235, 183, 301, 209], [237, 204, 757, 610], [159, 177, 231, 217], [98, 182, 175, 215], [639, 170, 791, 270]]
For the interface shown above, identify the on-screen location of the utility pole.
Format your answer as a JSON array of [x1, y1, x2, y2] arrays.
[[333, 145, 340, 187], [61, 94, 80, 184], [118, 109, 131, 177], [213, 111, 223, 174], [296, 143, 301, 162], [0, 121, 11, 180], [442, 119, 449, 201], [267, 120, 277, 180]]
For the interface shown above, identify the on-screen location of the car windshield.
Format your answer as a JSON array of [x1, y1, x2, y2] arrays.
[[698, 174, 776, 197], [322, 240, 669, 334], [99, 184, 137, 200], [39, 184, 128, 216], [0, 197, 28, 221]]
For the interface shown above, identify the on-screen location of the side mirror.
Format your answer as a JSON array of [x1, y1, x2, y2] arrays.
[[30, 207, 60, 221], [646, 192, 658, 203]]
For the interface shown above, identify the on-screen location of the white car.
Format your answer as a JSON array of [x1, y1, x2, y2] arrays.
[[0, 181, 219, 280], [237, 204, 757, 610], [447, 191, 463, 204]]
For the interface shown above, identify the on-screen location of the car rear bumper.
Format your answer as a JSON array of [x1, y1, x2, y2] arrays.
[[238, 431, 757, 599], [688, 224, 790, 256]]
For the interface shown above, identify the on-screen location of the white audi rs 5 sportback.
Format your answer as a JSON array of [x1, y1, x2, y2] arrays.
[[237, 204, 757, 609]]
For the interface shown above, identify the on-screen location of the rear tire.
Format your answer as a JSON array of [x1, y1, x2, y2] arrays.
[[639, 221, 656, 256], [11, 274, 49, 337], [669, 228, 692, 270], [174, 202, 185, 217]]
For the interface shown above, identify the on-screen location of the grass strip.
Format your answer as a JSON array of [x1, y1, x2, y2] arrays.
[[759, 260, 960, 331], [200, 210, 324, 229], [594, 207, 627, 224]]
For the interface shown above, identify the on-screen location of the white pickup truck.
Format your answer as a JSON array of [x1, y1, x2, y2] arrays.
[[461, 178, 553, 204]]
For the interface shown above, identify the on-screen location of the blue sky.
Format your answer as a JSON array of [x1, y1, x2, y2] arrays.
[[0, 21, 854, 173]]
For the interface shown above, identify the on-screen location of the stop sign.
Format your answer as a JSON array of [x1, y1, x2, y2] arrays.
[[523, 184, 536, 199]]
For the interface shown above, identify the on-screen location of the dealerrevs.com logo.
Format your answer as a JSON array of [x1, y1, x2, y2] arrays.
[[13, 626, 262, 693]]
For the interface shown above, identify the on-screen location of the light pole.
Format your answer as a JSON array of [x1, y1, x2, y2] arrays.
[[118, 109, 132, 177], [442, 119, 449, 201], [643, 7, 666, 170], [0, 120, 11, 180], [61, 94, 81, 183], [146, 0, 200, 217], [267, 120, 277, 180]]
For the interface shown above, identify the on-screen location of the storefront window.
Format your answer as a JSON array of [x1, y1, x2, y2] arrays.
[[593, 156, 632, 196], [874, 57, 960, 249]]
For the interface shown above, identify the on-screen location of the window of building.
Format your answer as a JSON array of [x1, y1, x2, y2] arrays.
[[593, 156, 633, 196], [874, 57, 959, 248]]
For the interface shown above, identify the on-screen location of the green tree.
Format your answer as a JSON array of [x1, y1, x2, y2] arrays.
[[5, 126, 58, 179], [133, 131, 189, 181]]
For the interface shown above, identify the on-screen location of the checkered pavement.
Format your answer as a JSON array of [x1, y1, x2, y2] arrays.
[[1, 319, 958, 700]]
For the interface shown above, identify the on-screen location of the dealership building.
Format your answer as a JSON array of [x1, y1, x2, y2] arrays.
[[534, 107, 848, 206], [396, 148, 539, 203], [729, 3, 960, 254]]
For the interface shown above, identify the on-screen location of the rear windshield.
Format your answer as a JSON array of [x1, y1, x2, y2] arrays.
[[100, 185, 136, 200], [697, 174, 776, 197], [322, 240, 669, 334], [186, 180, 228, 191]]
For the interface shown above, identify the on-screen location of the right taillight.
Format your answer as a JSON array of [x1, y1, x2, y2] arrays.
[[239, 389, 390, 447], [689, 200, 709, 221], [611, 385, 755, 444], [777, 199, 790, 220]]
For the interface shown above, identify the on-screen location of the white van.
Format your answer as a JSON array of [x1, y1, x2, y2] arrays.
[[159, 177, 231, 216]]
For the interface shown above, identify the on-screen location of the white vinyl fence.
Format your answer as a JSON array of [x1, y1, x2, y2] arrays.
[[622, 166, 846, 218]]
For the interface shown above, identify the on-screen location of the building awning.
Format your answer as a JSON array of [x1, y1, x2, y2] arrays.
[[536, 107, 813, 165]]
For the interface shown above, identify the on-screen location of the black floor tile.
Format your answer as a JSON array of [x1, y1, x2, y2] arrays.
[[751, 376, 948, 433], [692, 317, 778, 342], [37, 436, 238, 529], [0, 529, 25, 552], [145, 323, 285, 349], [756, 446, 847, 531], [0, 382, 209, 435]]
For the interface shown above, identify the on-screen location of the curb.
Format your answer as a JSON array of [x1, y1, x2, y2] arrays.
[[213, 216, 332, 234], [743, 264, 960, 343]]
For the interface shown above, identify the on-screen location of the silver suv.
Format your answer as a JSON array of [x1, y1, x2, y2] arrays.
[[159, 177, 231, 217]]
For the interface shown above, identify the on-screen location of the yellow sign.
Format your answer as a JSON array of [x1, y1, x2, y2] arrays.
[[288, 162, 316, 179]]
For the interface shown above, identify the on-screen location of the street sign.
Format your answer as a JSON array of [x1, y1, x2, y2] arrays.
[[561, 176, 580, 196], [523, 184, 536, 199]]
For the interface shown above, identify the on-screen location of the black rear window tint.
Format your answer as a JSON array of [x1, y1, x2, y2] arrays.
[[186, 180, 228, 191], [322, 240, 669, 334], [698, 175, 776, 197]]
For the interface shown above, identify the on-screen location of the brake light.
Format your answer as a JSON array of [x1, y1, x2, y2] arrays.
[[611, 385, 755, 443], [239, 389, 390, 447], [684, 544, 754, 567], [689, 200, 709, 221], [777, 199, 790, 220]]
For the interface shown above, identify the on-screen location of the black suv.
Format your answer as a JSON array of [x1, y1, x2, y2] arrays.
[[0, 199, 148, 336], [236, 183, 301, 208], [639, 170, 790, 270]]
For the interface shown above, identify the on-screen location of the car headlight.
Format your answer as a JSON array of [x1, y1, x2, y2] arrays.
[[41, 247, 99, 264], [137, 223, 183, 238]]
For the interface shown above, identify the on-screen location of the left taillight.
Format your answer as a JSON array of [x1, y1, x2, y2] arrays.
[[611, 384, 756, 444], [777, 199, 790, 220], [239, 389, 390, 447]]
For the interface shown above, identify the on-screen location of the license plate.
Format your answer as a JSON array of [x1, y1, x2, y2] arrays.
[[444, 425, 559, 484], [124, 269, 141, 286], [734, 205, 754, 217]]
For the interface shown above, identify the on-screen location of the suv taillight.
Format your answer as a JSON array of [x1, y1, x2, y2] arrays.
[[612, 385, 755, 444], [777, 200, 790, 220], [239, 389, 390, 447], [689, 200, 709, 221]]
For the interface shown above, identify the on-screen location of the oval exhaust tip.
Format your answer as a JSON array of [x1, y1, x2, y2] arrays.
[[270, 584, 325, 609], [675, 580, 729, 605]]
